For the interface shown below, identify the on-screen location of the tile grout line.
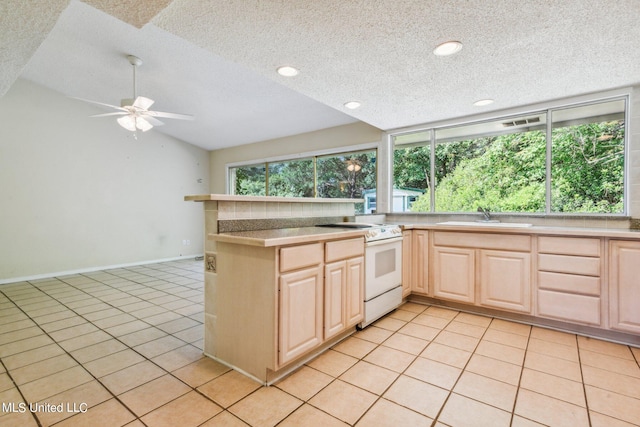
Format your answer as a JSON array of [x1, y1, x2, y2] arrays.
[[427, 312, 493, 426], [270, 306, 437, 426], [509, 322, 532, 427], [1, 263, 211, 426], [0, 287, 143, 426], [0, 292, 44, 427], [575, 335, 594, 427]]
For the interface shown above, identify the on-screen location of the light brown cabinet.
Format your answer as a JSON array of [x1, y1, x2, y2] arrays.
[[345, 257, 365, 326], [279, 238, 364, 365], [401, 230, 412, 297], [411, 230, 429, 294], [536, 236, 602, 326], [414, 229, 640, 343], [433, 246, 475, 303], [279, 266, 323, 364], [324, 257, 364, 340], [210, 236, 364, 383], [432, 231, 532, 312], [609, 240, 640, 334], [480, 250, 531, 312]]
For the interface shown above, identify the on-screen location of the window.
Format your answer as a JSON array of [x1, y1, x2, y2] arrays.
[[432, 115, 547, 213], [316, 151, 376, 200], [268, 159, 314, 197], [392, 97, 627, 215], [550, 100, 625, 213], [232, 164, 266, 196], [229, 148, 377, 213]]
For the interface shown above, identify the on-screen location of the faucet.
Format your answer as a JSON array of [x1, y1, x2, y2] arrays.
[[477, 206, 491, 221]]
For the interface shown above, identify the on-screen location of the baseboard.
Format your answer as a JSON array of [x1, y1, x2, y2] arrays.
[[0, 254, 203, 285]]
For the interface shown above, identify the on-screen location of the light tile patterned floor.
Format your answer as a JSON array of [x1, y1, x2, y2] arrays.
[[1, 259, 639, 426]]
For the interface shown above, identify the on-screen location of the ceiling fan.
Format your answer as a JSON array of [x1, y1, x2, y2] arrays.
[[73, 55, 194, 133]]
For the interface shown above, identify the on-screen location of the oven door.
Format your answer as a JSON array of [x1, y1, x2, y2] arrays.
[[364, 237, 403, 300]]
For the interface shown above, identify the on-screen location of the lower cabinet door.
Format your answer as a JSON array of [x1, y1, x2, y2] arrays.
[[279, 266, 323, 365], [609, 240, 640, 334], [480, 250, 531, 313], [324, 261, 347, 340], [411, 230, 429, 294], [346, 257, 364, 327], [433, 246, 475, 303], [402, 231, 412, 297]]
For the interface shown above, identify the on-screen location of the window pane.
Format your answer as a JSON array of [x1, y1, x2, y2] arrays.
[[232, 164, 266, 196], [434, 115, 547, 213], [393, 131, 431, 212], [551, 100, 625, 213], [268, 159, 314, 197], [316, 150, 376, 213]]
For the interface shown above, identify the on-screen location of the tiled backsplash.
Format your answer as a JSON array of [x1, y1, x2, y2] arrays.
[[218, 217, 353, 233], [217, 201, 355, 220]]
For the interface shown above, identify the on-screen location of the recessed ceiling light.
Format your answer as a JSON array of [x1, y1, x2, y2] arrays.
[[344, 101, 361, 109], [433, 41, 463, 56], [473, 99, 494, 106], [276, 65, 299, 77]]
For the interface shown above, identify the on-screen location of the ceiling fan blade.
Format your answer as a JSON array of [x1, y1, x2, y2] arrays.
[[142, 116, 165, 127], [132, 96, 154, 110], [70, 96, 128, 112], [146, 110, 195, 120], [90, 112, 129, 118]]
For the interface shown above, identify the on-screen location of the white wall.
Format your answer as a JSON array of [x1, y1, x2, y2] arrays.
[[0, 79, 210, 282], [208, 122, 383, 194]]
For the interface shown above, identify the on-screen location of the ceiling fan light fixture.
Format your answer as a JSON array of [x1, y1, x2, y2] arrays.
[[276, 65, 299, 77], [433, 41, 463, 56], [117, 115, 137, 131], [136, 117, 153, 132], [117, 115, 154, 132]]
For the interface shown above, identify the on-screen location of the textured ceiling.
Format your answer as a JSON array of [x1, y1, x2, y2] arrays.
[[2, 0, 640, 150]]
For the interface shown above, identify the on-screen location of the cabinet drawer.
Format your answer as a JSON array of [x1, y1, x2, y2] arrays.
[[280, 243, 323, 273], [538, 254, 600, 277], [538, 236, 600, 257], [434, 231, 530, 252], [538, 271, 600, 296], [537, 289, 600, 325], [325, 238, 364, 263]]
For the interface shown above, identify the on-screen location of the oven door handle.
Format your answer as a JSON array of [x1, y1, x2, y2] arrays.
[[365, 236, 404, 247]]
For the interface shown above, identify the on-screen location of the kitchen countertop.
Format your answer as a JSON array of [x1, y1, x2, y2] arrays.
[[209, 226, 367, 247], [209, 222, 640, 248]]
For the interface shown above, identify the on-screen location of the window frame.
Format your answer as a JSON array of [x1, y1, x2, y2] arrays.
[[226, 142, 378, 199], [391, 95, 629, 216]]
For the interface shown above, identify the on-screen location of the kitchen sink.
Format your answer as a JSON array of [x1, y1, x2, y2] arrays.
[[437, 221, 533, 228]]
